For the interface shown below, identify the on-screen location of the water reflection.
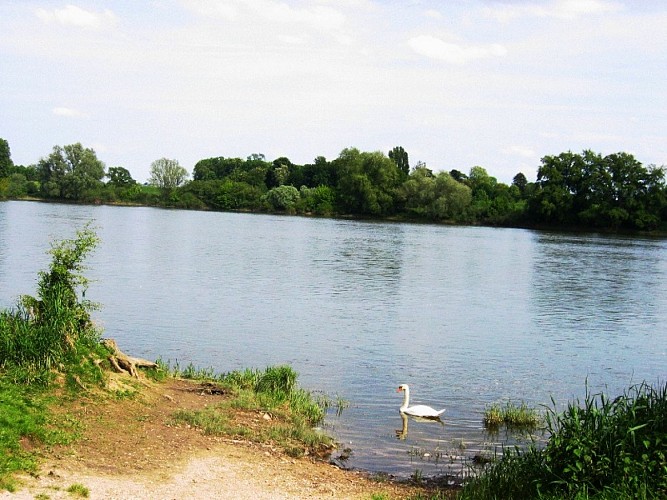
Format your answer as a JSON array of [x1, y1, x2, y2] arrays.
[[395, 412, 444, 440]]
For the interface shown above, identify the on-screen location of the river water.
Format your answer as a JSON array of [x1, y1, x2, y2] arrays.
[[1, 200, 666, 478]]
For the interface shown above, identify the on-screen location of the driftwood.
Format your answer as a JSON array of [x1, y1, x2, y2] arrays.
[[102, 338, 158, 378]]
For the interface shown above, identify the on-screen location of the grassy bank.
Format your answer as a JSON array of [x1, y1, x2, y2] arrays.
[[153, 362, 338, 458]]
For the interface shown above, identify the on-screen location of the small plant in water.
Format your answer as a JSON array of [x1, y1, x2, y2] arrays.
[[483, 401, 540, 429], [411, 468, 424, 485]]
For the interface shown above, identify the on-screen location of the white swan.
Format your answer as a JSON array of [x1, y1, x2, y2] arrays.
[[397, 384, 445, 418]]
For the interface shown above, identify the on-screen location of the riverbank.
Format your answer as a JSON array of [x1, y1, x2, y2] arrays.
[[4, 375, 448, 499]]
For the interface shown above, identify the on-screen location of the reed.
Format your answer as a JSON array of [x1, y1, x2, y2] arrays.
[[483, 401, 541, 429], [461, 382, 667, 499]]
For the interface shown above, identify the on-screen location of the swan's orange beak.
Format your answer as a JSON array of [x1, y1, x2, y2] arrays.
[[396, 387, 402, 393]]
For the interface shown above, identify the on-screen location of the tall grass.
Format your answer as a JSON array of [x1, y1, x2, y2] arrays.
[[461, 382, 667, 499], [483, 401, 541, 429]]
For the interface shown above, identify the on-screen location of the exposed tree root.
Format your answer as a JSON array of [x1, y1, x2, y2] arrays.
[[102, 338, 158, 378]]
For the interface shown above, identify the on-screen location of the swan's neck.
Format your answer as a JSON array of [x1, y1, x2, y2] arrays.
[[401, 387, 410, 410]]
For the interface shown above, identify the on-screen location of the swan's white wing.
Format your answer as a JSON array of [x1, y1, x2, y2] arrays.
[[403, 405, 445, 418]]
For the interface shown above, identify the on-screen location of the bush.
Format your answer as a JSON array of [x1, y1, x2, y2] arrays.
[[0, 224, 103, 384], [262, 185, 300, 212]]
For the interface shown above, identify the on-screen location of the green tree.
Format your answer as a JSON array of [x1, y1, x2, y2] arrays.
[[266, 157, 293, 188], [334, 148, 401, 216], [0, 138, 13, 178], [37, 143, 105, 200], [449, 169, 468, 183], [263, 185, 300, 212], [397, 167, 471, 220], [193, 157, 245, 181], [299, 185, 335, 215], [388, 146, 409, 178], [149, 158, 188, 193], [106, 166, 136, 187], [512, 172, 528, 194], [6, 174, 29, 198], [529, 150, 666, 229], [301, 156, 335, 188]]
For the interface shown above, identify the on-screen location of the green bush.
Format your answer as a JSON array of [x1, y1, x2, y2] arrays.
[[0, 224, 103, 384]]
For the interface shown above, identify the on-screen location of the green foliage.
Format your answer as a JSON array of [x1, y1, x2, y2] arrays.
[[148, 157, 188, 193], [389, 146, 410, 178], [531, 150, 666, 230], [397, 167, 472, 221], [299, 185, 335, 215], [6, 174, 29, 198], [37, 143, 105, 201], [106, 166, 136, 187], [262, 185, 300, 212], [462, 382, 667, 499], [0, 138, 13, 178], [0, 177, 8, 199], [8, 140, 666, 231], [334, 148, 402, 216], [0, 224, 103, 384]]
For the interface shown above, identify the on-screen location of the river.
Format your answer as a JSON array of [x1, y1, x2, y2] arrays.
[[1, 200, 665, 478]]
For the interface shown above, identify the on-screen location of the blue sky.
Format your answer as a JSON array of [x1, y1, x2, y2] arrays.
[[1, 0, 665, 183]]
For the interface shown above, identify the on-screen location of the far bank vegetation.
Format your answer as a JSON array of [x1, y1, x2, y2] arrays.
[[1, 138, 666, 232]]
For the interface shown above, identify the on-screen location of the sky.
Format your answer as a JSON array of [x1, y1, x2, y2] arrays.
[[1, 0, 666, 184]]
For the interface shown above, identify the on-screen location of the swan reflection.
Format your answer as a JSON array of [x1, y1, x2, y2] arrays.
[[395, 412, 444, 440]]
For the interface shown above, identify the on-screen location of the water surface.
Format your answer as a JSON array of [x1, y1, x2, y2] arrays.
[[1, 201, 665, 477]]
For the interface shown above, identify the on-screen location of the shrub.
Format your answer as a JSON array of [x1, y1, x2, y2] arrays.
[[0, 224, 103, 384]]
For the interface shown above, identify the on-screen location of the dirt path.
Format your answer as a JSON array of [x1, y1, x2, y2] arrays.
[[4, 377, 444, 499]]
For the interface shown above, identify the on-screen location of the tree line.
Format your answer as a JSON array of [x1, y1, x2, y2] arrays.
[[1, 137, 666, 231]]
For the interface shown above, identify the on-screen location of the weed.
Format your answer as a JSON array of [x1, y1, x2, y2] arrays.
[[66, 482, 89, 497]]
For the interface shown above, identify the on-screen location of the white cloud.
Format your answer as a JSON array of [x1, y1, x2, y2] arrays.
[[503, 145, 536, 158], [424, 9, 443, 20], [408, 35, 507, 64], [484, 0, 623, 22], [182, 0, 345, 32], [277, 34, 304, 45], [178, 1, 238, 20], [52, 107, 87, 118], [35, 4, 117, 30]]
